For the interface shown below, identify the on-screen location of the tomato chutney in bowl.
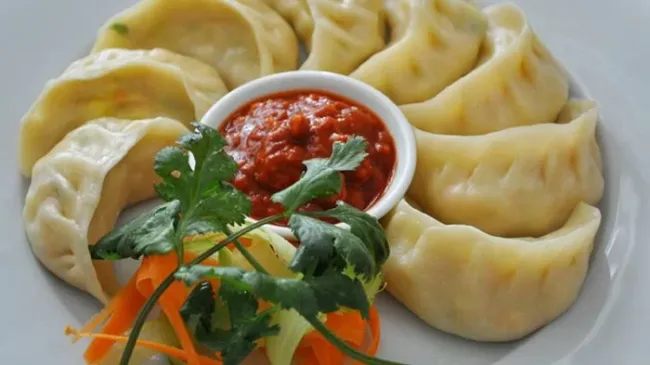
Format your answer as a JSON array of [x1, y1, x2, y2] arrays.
[[201, 71, 416, 239]]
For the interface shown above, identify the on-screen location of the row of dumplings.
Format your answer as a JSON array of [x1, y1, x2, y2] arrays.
[[373, 2, 605, 342], [18, 0, 606, 344], [16, 0, 399, 306]]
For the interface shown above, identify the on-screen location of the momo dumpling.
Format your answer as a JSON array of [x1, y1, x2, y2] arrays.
[[19, 48, 226, 177], [93, 0, 299, 89], [266, 0, 384, 74], [350, 0, 487, 105], [408, 100, 603, 238], [23, 117, 188, 304], [401, 3, 569, 135], [381, 199, 601, 341]]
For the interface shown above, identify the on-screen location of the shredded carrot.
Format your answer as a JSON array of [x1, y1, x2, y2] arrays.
[[361, 305, 382, 358], [83, 273, 148, 363], [294, 305, 382, 365], [65, 326, 189, 362], [232, 237, 254, 249], [137, 254, 206, 365], [72, 252, 223, 365], [114, 89, 128, 102], [72, 245, 382, 365], [73, 301, 115, 342]]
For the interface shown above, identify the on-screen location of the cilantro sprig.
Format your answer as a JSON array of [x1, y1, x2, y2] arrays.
[[90, 123, 404, 365]]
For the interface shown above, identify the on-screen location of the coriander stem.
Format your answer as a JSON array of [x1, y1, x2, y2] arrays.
[[118, 213, 286, 365], [176, 231, 185, 267], [305, 316, 406, 365], [188, 214, 285, 266], [119, 273, 176, 365], [224, 227, 270, 275]]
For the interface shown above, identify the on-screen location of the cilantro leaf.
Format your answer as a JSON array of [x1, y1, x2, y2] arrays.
[[306, 271, 370, 318], [176, 266, 318, 317], [182, 183, 251, 236], [90, 201, 180, 260], [180, 281, 279, 365], [312, 202, 389, 269], [175, 266, 369, 318], [213, 284, 279, 364], [180, 281, 215, 341], [154, 123, 250, 235], [110, 23, 129, 35], [271, 136, 368, 212], [288, 215, 375, 278]]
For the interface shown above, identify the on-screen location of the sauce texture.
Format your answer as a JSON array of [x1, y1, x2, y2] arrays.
[[220, 90, 396, 222]]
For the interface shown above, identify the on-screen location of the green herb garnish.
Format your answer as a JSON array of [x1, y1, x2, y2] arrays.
[[90, 122, 404, 365], [110, 23, 129, 35]]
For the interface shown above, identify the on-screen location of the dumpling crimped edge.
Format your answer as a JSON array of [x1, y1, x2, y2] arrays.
[[23, 117, 188, 303], [381, 198, 601, 341]]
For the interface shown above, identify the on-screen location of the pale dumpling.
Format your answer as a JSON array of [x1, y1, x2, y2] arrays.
[[401, 3, 569, 135], [92, 0, 299, 89], [19, 48, 226, 176], [381, 199, 601, 341], [408, 100, 603, 238], [266, 0, 384, 74], [350, 0, 487, 105], [23, 117, 188, 304]]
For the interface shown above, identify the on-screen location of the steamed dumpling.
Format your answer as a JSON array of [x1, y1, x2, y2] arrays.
[[19, 48, 226, 176], [23, 117, 188, 303], [401, 3, 569, 135], [350, 0, 487, 104], [382, 199, 601, 341], [92, 0, 299, 89], [408, 100, 603, 238], [266, 0, 384, 74]]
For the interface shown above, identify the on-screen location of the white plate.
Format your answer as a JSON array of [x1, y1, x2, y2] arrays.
[[4, 0, 650, 364]]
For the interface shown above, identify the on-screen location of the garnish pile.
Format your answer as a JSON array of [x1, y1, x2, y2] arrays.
[[66, 123, 404, 365]]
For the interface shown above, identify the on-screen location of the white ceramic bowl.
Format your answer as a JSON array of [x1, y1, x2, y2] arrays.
[[201, 71, 416, 239]]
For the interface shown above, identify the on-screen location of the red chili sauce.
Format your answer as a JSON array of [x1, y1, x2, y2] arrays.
[[220, 90, 396, 223]]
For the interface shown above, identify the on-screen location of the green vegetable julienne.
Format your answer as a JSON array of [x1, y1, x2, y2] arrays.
[[87, 124, 404, 365], [110, 23, 129, 35]]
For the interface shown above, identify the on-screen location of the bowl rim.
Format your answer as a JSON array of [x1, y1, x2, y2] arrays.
[[200, 70, 416, 239]]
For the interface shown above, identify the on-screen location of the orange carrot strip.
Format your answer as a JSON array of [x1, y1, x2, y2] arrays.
[[74, 303, 114, 342], [228, 237, 254, 250], [138, 255, 202, 365], [140, 254, 222, 365], [349, 305, 382, 365], [114, 89, 128, 102], [76, 249, 224, 365], [326, 311, 366, 346], [159, 286, 205, 365], [365, 305, 382, 356], [295, 305, 382, 365], [66, 326, 189, 362], [83, 273, 148, 364]]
